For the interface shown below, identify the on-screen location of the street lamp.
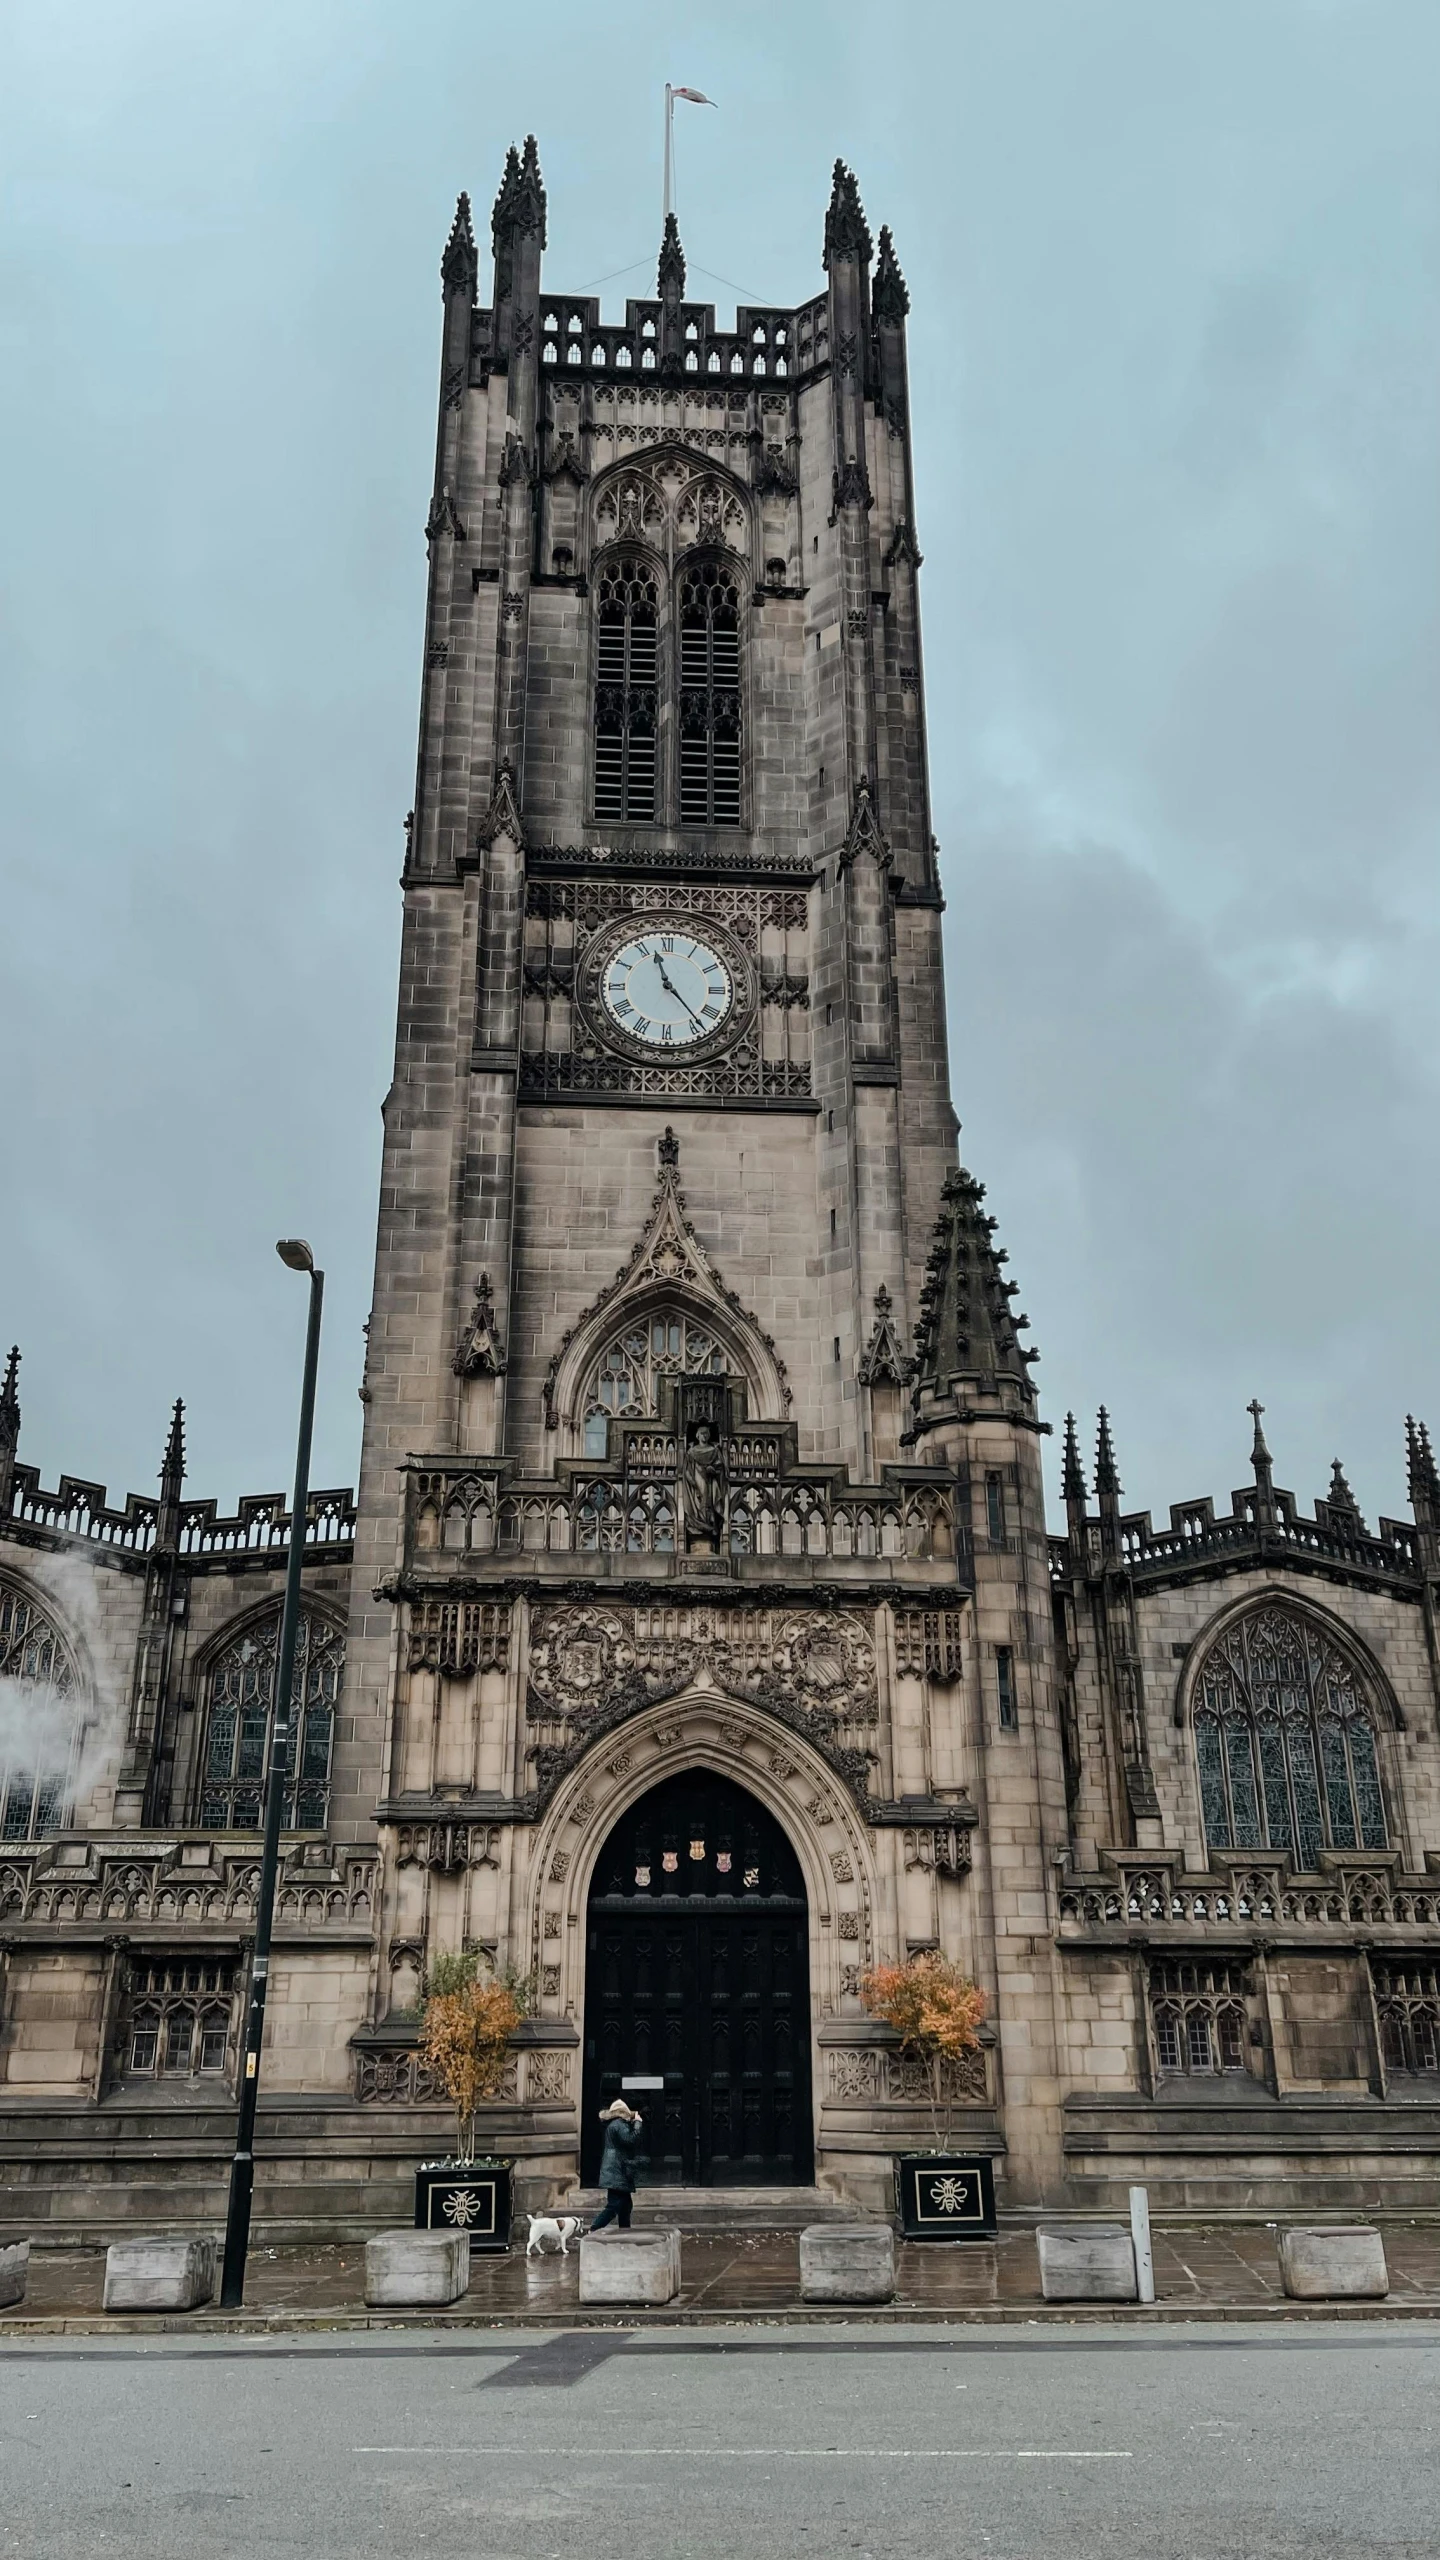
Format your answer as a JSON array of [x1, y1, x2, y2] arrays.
[[219, 1239, 325, 2309]]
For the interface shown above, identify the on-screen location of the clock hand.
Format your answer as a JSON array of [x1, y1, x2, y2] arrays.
[[653, 954, 708, 1035]]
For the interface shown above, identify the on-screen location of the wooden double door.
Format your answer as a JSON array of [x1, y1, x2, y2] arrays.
[[581, 1771, 813, 2186]]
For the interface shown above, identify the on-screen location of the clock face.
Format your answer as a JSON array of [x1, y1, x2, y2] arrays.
[[600, 930, 734, 1049]]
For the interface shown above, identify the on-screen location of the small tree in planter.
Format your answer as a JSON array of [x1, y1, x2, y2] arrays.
[[860, 1952, 988, 2152], [419, 1951, 529, 2164], [413, 1953, 531, 2249]]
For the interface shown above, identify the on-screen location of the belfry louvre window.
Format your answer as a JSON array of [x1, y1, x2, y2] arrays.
[[0, 1578, 80, 1842], [1150, 1958, 1252, 2077], [594, 562, 658, 822], [120, 1956, 237, 2082], [1374, 1960, 1440, 2076], [200, 1608, 341, 1831], [1192, 1603, 1387, 1871], [679, 559, 741, 825]]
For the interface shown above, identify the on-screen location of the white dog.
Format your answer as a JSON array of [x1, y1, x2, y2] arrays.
[[525, 2212, 583, 2257]]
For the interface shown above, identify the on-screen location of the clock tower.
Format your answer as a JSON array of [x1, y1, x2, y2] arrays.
[[345, 142, 1070, 2207]]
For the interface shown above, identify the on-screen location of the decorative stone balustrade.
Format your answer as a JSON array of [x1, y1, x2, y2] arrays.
[[1059, 1859, 1440, 1939], [0, 1842, 376, 1931]]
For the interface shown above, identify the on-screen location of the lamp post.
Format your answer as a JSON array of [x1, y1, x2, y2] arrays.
[[219, 1239, 324, 2310]]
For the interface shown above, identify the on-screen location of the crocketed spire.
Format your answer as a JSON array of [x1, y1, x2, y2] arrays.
[[1062, 1411, 1088, 1507], [1094, 1405, 1121, 1501], [657, 212, 686, 298], [823, 159, 872, 268], [0, 1345, 18, 1458], [1407, 1415, 1440, 1530], [441, 191, 477, 298], [156, 1397, 186, 1547], [911, 1167, 1037, 1400], [872, 224, 909, 322]]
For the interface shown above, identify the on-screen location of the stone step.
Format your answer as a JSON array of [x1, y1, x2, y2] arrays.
[[565, 2185, 859, 2233]]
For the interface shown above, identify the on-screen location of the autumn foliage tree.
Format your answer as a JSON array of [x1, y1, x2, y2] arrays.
[[859, 1952, 988, 2149], [419, 1952, 528, 2163]]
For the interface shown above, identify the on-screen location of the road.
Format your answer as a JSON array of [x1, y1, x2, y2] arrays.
[[2, 2322, 1439, 2558]]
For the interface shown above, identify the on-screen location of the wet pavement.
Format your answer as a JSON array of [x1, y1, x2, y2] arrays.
[[6, 2222, 1440, 2325]]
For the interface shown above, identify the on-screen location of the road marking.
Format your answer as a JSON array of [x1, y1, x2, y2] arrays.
[[352, 2447, 1132, 2460]]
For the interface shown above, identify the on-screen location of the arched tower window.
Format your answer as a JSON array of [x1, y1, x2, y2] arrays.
[[0, 1579, 80, 1842], [580, 1301, 730, 1459], [593, 559, 658, 823], [1191, 1603, 1388, 1872], [200, 1607, 342, 1832], [678, 557, 741, 826]]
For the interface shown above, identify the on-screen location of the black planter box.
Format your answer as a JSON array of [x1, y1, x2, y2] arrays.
[[413, 2163, 513, 2252], [896, 2153, 997, 2240]]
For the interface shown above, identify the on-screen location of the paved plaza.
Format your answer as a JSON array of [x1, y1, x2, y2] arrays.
[[6, 2224, 1440, 2329]]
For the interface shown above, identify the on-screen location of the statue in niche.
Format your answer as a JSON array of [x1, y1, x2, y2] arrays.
[[681, 1420, 727, 1554]]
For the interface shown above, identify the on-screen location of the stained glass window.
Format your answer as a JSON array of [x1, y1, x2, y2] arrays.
[[200, 1608, 342, 1831], [0, 1579, 81, 1842], [1374, 1960, 1440, 2075], [1192, 1605, 1388, 1871]]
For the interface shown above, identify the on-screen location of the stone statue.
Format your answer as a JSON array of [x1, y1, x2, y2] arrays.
[[681, 1421, 726, 1553]]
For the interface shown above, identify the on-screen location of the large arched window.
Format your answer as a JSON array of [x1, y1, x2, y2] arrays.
[[1192, 1603, 1388, 1871], [678, 557, 741, 826], [581, 1301, 730, 1459], [0, 1579, 81, 1842], [593, 559, 658, 822], [200, 1607, 342, 1832]]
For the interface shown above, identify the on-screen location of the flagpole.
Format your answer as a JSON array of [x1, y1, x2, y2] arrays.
[[663, 83, 673, 225]]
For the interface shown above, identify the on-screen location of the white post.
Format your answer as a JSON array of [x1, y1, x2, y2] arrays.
[[1129, 2183, 1155, 2304]]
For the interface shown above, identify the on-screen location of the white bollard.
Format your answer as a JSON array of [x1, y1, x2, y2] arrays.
[[364, 2230, 471, 2308], [799, 2223, 896, 2304], [1129, 2185, 1156, 2305], [578, 2228, 681, 2305], [1036, 2226, 1138, 2302]]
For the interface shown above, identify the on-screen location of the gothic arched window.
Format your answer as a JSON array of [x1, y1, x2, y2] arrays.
[[0, 1579, 81, 1842], [200, 1608, 342, 1832], [678, 558, 741, 826], [1191, 1603, 1388, 1872], [580, 1303, 730, 1459], [593, 559, 658, 823]]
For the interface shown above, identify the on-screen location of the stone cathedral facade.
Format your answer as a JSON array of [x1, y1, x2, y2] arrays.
[[3, 145, 1439, 2235]]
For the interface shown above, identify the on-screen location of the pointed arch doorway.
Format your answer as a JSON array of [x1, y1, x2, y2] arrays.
[[580, 1770, 814, 2185]]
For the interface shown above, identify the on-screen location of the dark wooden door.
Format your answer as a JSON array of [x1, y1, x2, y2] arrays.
[[581, 1772, 813, 2185]]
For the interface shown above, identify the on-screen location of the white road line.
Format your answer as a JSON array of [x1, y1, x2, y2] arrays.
[[351, 2447, 1132, 2460]]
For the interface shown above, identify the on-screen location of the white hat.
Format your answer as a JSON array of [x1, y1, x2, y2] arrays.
[[598, 2098, 637, 2121]]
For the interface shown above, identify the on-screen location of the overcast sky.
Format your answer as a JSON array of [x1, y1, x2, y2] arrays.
[[2, 0, 1437, 1534]]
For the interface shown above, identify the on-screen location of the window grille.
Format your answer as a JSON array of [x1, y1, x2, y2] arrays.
[[200, 1608, 341, 1830], [580, 1304, 729, 1459], [1374, 1960, 1440, 2075], [594, 561, 658, 821], [1150, 1958, 1252, 2077], [678, 559, 741, 826], [119, 1955, 237, 2083], [1191, 1603, 1387, 1871], [0, 1579, 80, 1842]]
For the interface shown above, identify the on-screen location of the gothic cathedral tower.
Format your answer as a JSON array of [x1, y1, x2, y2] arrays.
[[345, 144, 1069, 2207]]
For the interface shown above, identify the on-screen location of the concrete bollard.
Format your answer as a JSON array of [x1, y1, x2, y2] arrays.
[[103, 2236, 216, 2313], [1036, 2226, 1138, 2303], [799, 2222, 896, 2304], [364, 2229, 471, 2308], [0, 2241, 30, 2309], [1279, 2226, 1389, 2301], [578, 2227, 681, 2306]]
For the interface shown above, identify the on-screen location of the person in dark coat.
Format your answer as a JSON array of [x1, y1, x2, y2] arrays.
[[590, 2098, 645, 2229]]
